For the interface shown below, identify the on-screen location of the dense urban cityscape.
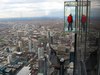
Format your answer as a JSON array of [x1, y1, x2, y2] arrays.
[[0, 18, 75, 75], [0, 0, 100, 75]]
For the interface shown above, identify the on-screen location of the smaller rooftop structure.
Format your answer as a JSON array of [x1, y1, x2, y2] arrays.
[[17, 66, 30, 75]]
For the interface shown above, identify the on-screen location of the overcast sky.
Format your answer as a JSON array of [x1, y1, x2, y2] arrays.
[[0, 0, 99, 18]]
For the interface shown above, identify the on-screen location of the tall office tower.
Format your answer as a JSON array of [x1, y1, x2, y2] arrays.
[[7, 54, 12, 64], [18, 41, 22, 47], [28, 37, 32, 52], [17, 40, 22, 51], [38, 46, 44, 60], [47, 30, 54, 44]]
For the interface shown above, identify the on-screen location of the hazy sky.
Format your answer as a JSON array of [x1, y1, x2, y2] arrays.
[[0, 0, 99, 18]]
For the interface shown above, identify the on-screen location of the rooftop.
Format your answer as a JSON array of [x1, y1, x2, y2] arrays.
[[17, 66, 30, 75]]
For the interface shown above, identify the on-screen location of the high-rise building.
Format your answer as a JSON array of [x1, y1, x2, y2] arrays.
[[28, 38, 32, 52], [38, 46, 44, 59], [7, 54, 12, 64]]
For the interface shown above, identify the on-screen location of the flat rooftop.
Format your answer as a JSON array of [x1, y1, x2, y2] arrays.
[[17, 66, 30, 75]]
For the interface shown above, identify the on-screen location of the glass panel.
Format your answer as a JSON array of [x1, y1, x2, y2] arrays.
[[77, 1, 90, 32], [64, 2, 76, 32], [64, 1, 91, 75]]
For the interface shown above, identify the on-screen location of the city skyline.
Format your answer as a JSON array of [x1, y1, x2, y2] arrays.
[[0, 0, 99, 18]]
